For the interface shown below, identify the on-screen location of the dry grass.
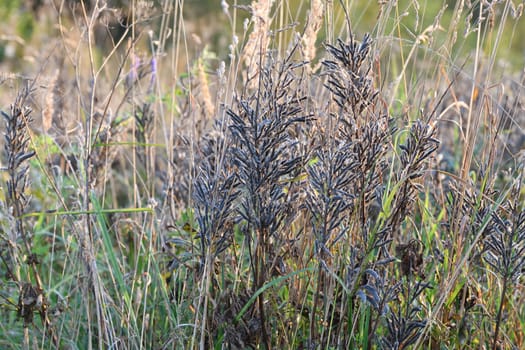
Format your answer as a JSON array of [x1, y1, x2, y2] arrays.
[[0, 0, 524, 349]]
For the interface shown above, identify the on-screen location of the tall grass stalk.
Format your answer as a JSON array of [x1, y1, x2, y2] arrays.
[[0, 0, 524, 348]]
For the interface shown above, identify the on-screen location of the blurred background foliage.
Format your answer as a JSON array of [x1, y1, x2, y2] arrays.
[[0, 0, 523, 72]]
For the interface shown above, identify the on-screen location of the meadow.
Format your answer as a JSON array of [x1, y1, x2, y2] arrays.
[[0, 0, 524, 349]]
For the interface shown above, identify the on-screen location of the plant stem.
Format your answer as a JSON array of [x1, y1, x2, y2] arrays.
[[257, 228, 271, 350], [492, 275, 508, 350], [310, 263, 323, 346]]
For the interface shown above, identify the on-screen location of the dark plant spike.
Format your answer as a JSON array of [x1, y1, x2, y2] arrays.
[[387, 120, 439, 238], [193, 160, 239, 262], [379, 281, 430, 350], [1, 86, 58, 346], [305, 136, 363, 346], [3, 109, 35, 213], [323, 35, 377, 118], [306, 146, 357, 252], [222, 48, 311, 348], [484, 210, 525, 283], [481, 168, 525, 349], [302, 32, 399, 348]]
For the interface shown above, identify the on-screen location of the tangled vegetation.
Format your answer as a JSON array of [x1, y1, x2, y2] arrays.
[[0, 0, 524, 349]]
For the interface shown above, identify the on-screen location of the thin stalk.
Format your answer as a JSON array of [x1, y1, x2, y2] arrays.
[[199, 256, 213, 350], [257, 227, 271, 350], [310, 262, 324, 345], [492, 275, 508, 350]]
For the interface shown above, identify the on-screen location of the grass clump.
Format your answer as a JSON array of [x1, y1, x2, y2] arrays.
[[0, 0, 524, 349]]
